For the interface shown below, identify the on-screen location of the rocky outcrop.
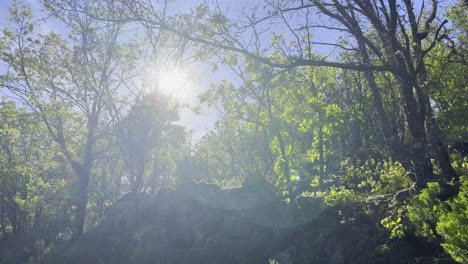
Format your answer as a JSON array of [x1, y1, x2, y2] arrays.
[[40, 178, 324, 264], [39, 178, 456, 264]]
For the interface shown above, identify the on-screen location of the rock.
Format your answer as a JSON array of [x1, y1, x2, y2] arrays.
[[330, 248, 344, 264], [40, 179, 302, 264], [39, 181, 454, 264], [174, 176, 280, 211], [295, 195, 326, 221], [271, 248, 293, 264]]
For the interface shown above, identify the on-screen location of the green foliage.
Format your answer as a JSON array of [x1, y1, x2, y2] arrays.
[[375, 161, 413, 194], [326, 158, 412, 207], [436, 177, 468, 263], [407, 182, 442, 238], [378, 156, 468, 262], [381, 182, 442, 240], [380, 208, 407, 239], [404, 175, 468, 262], [324, 186, 365, 206]]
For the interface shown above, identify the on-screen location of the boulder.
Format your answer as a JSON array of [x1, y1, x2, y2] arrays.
[[40, 178, 324, 264]]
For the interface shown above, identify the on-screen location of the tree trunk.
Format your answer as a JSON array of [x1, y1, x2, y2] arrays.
[[277, 133, 294, 203], [71, 167, 90, 241], [8, 202, 18, 235], [33, 204, 42, 230], [61, 199, 71, 228], [1, 194, 5, 237], [70, 117, 97, 241], [71, 158, 92, 241], [356, 39, 415, 174], [397, 75, 434, 188], [150, 153, 160, 194], [318, 122, 325, 190], [426, 112, 458, 182], [132, 164, 145, 193], [416, 64, 458, 182], [115, 171, 121, 201]]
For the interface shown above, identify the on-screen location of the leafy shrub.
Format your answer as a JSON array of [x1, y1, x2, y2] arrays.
[[324, 186, 365, 206], [339, 158, 412, 196], [436, 177, 468, 263], [407, 182, 442, 238], [404, 174, 468, 262], [325, 158, 412, 209], [380, 207, 408, 238]]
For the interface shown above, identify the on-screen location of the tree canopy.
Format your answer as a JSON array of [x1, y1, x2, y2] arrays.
[[0, 0, 467, 263]]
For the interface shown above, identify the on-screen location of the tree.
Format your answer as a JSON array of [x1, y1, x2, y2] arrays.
[[118, 91, 180, 193], [0, 98, 71, 237], [0, 1, 136, 239], [118, 0, 462, 188]]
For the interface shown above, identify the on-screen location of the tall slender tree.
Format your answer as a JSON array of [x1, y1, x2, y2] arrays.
[[0, 1, 135, 239]]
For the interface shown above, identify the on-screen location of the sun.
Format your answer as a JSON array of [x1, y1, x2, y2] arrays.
[[158, 68, 192, 102]]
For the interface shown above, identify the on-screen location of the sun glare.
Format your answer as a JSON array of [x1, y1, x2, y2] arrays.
[[158, 69, 192, 102]]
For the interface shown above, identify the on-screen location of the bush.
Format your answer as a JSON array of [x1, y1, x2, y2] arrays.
[[407, 182, 442, 238], [404, 175, 468, 263], [436, 177, 468, 263], [338, 158, 412, 196]]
